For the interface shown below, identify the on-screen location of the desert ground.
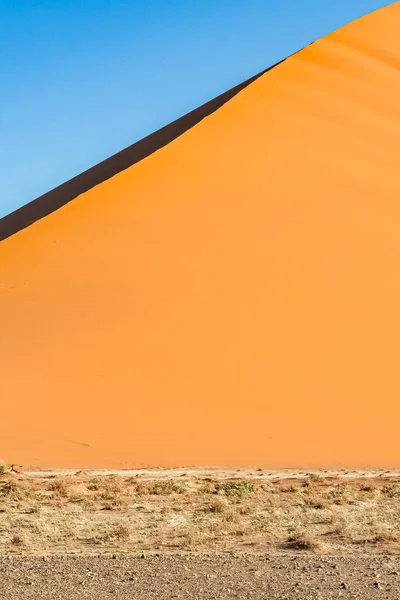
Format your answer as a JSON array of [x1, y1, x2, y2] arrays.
[[2, 466, 400, 598], [1, 2, 400, 599], [2, 553, 400, 599]]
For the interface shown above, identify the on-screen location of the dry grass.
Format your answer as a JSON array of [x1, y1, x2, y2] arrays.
[[0, 461, 9, 476], [1, 471, 400, 555], [48, 477, 69, 497], [287, 529, 321, 551]]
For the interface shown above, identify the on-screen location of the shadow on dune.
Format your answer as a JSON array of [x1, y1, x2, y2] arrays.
[[0, 54, 299, 243]]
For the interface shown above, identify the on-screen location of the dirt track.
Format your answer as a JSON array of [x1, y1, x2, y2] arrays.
[[1, 553, 400, 599]]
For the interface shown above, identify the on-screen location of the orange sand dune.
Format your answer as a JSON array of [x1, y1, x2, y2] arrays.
[[1, 3, 400, 469]]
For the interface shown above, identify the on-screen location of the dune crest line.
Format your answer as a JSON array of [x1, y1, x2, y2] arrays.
[[0, 56, 296, 242]]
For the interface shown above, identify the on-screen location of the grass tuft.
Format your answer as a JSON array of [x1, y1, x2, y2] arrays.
[[287, 529, 321, 551], [0, 461, 9, 475]]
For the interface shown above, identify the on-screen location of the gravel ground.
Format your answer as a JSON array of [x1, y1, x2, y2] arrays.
[[1, 553, 400, 599]]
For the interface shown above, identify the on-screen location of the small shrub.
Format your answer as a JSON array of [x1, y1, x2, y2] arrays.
[[223, 509, 240, 524], [381, 484, 400, 498], [206, 499, 226, 513], [353, 529, 399, 545], [91, 523, 131, 545], [182, 525, 202, 546], [304, 496, 329, 510], [1, 479, 28, 500], [328, 483, 352, 505], [134, 480, 185, 496], [251, 514, 271, 533], [101, 479, 124, 499], [111, 523, 131, 541], [287, 529, 320, 551], [372, 529, 399, 543], [11, 533, 26, 546], [48, 477, 69, 497], [101, 497, 128, 511], [238, 505, 252, 515], [216, 479, 254, 498], [199, 481, 218, 495], [87, 477, 101, 491], [24, 504, 40, 515], [331, 516, 349, 537], [279, 485, 297, 493], [359, 484, 375, 492]]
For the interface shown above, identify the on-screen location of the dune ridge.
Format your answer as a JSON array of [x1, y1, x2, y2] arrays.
[[0, 57, 293, 243]]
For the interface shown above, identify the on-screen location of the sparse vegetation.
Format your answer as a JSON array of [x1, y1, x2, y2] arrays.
[[1, 471, 400, 554], [331, 516, 349, 538], [215, 479, 255, 497], [204, 498, 227, 513], [48, 477, 69, 497], [288, 529, 321, 550]]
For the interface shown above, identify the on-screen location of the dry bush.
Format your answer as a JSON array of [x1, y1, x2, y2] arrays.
[[134, 479, 185, 496], [327, 483, 353, 505], [206, 499, 227, 514], [238, 505, 252, 515], [279, 484, 297, 493], [0, 461, 9, 475], [87, 477, 101, 491], [287, 529, 320, 551], [182, 528, 198, 547], [352, 527, 399, 545], [182, 525, 205, 547], [359, 483, 376, 493], [101, 497, 129, 511], [0, 479, 29, 500], [90, 522, 131, 545], [100, 478, 124, 499], [251, 514, 272, 533], [215, 479, 255, 498], [372, 529, 399, 543], [199, 480, 218, 495], [381, 484, 400, 498], [48, 477, 69, 497], [330, 515, 349, 537], [23, 503, 40, 515], [304, 495, 330, 510], [81, 498, 97, 511], [223, 508, 240, 524], [10, 533, 28, 547], [111, 523, 131, 541]]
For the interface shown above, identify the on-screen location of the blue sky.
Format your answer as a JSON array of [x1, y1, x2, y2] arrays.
[[0, 0, 392, 218]]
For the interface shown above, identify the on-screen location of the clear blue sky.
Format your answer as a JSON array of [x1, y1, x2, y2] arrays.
[[0, 0, 392, 218]]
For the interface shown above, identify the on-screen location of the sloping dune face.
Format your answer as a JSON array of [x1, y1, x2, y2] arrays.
[[1, 4, 400, 469]]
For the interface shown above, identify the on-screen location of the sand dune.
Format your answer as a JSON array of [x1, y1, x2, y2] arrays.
[[1, 3, 400, 469]]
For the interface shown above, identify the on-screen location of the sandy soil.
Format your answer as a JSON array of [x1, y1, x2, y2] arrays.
[[24, 467, 400, 479], [1, 2, 400, 469], [1, 554, 400, 599]]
